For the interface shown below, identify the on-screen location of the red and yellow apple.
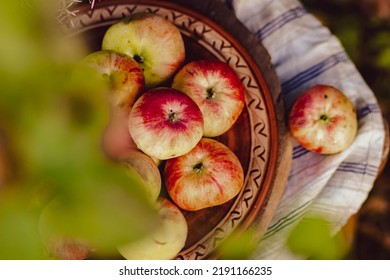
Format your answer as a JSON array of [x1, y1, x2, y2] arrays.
[[102, 13, 185, 88], [117, 197, 187, 260], [288, 84, 358, 154], [164, 138, 244, 211], [172, 60, 245, 137], [128, 87, 204, 160]]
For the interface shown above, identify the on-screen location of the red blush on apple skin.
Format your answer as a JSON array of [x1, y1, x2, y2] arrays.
[[289, 94, 313, 127], [112, 56, 144, 86], [136, 89, 203, 132], [113, 56, 138, 72]]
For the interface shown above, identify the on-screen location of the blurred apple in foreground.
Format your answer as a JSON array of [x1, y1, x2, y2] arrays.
[[117, 197, 187, 260], [172, 60, 245, 137], [165, 138, 244, 211], [39, 200, 94, 260], [120, 149, 161, 202], [288, 84, 358, 154], [129, 87, 204, 160], [102, 13, 185, 88]]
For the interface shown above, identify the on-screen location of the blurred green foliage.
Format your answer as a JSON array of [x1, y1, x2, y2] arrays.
[[286, 216, 349, 259], [216, 230, 259, 260], [0, 0, 157, 259]]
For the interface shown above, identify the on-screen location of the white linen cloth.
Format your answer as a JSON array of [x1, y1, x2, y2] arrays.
[[223, 0, 386, 259]]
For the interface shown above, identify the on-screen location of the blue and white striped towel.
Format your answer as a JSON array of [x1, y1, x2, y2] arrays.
[[225, 0, 386, 259]]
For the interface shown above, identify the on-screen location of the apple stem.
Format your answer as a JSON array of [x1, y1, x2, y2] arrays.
[[168, 110, 178, 123], [193, 162, 204, 172], [206, 88, 216, 99], [133, 54, 144, 64], [319, 114, 329, 122]]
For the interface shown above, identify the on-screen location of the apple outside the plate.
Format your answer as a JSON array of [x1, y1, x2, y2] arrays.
[[288, 84, 358, 154], [128, 87, 204, 160], [102, 13, 185, 88], [172, 60, 245, 137], [164, 138, 244, 211], [117, 197, 187, 260]]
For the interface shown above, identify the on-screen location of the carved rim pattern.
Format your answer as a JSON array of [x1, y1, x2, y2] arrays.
[[64, 0, 278, 260]]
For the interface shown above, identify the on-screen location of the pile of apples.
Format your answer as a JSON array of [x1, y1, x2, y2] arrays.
[[76, 13, 246, 260]]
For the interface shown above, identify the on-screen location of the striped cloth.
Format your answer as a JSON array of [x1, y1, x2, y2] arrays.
[[224, 0, 386, 259]]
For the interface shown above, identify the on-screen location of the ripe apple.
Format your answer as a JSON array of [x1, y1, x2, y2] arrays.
[[288, 84, 358, 154], [172, 60, 245, 137], [120, 149, 161, 202], [164, 138, 244, 211], [102, 13, 185, 88], [117, 197, 187, 260], [128, 87, 204, 160], [78, 50, 144, 112]]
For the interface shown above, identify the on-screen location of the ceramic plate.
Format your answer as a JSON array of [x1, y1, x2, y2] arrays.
[[63, 0, 289, 260]]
